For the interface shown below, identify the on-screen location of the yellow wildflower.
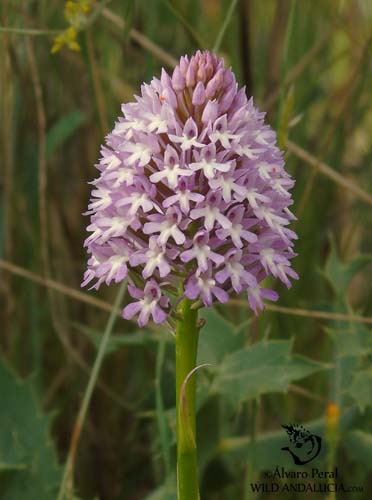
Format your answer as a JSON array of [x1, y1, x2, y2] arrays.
[[65, 0, 91, 28], [51, 26, 81, 54], [51, 0, 92, 54]]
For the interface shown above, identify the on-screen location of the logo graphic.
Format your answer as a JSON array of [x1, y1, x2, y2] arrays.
[[281, 424, 322, 465]]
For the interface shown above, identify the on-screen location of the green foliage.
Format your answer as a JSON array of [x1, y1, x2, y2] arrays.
[[344, 430, 372, 469], [324, 323, 372, 358], [211, 339, 327, 406], [2, 0, 372, 498], [322, 241, 372, 414], [46, 110, 87, 158], [322, 236, 372, 296], [198, 308, 245, 365], [0, 360, 60, 500], [347, 370, 372, 412], [158, 315, 329, 480]]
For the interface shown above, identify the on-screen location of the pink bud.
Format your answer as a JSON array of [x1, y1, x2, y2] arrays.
[[172, 66, 185, 91], [219, 84, 237, 113], [205, 69, 224, 98], [197, 64, 206, 82], [223, 69, 235, 87], [192, 81, 206, 106], [205, 61, 214, 80], [185, 64, 196, 87], [179, 55, 189, 76], [160, 68, 172, 89]]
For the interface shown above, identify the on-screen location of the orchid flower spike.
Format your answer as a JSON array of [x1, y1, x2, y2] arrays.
[[82, 50, 298, 326]]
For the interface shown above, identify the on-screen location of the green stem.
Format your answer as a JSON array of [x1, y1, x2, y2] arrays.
[[176, 297, 199, 500]]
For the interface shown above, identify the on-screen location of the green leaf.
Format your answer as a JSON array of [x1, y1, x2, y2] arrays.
[[346, 369, 372, 412], [211, 340, 328, 406], [46, 110, 86, 158], [198, 309, 245, 365], [0, 359, 61, 499], [325, 323, 372, 358], [322, 236, 372, 295], [343, 430, 372, 469]]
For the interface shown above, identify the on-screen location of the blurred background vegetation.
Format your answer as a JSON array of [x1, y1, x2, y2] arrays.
[[1, 0, 372, 499]]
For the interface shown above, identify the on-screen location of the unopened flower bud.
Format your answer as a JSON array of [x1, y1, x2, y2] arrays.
[[192, 81, 206, 106]]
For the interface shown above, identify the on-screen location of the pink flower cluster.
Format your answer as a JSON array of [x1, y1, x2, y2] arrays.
[[83, 50, 298, 327]]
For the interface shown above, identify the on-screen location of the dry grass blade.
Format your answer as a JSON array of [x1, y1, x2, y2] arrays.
[[25, 36, 49, 277], [264, 31, 331, 109], [287, 140, 372, 207], [289, 384, 326, 403], [2, 259, 372, 326], [0, 260, 135, 411], [86, 30, 109, 134], [295, 34, 372, 217], [0, 259, 118, 315], [0, 12, 14, 347], [0, 26, 59, 35], [265, 303, 372, 325], [101, 7, 177, 68], [229, 298, 372, 325]]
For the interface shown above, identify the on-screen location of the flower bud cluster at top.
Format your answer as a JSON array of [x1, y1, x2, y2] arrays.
[[83, 50, 298, 327]]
